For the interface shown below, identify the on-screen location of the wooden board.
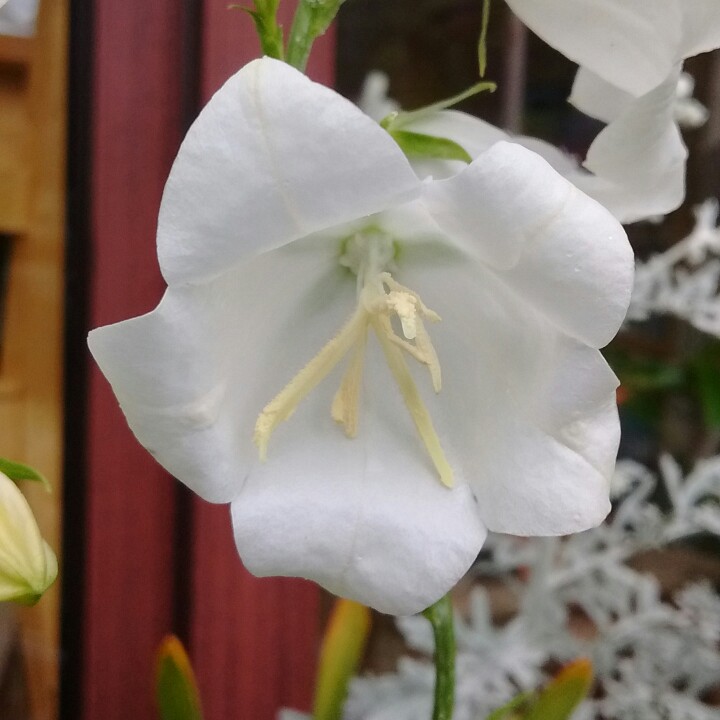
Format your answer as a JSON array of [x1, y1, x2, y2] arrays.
[[0, 1, 69, 718]]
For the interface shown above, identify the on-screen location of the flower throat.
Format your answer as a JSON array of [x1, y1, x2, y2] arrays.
[[253, 231, 453, 488]]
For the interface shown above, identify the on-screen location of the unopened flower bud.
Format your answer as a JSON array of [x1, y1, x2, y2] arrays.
[[0, 471, 57, 605]]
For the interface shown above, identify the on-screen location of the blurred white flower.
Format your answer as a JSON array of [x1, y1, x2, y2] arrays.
[[0, 471, 57, 605], [358, 71, 400, 123], [506, 0, 720, 98], [0, 0, 40, 37], [674, 72, 709, 129], [504, 1, 720, 222], [89, 58, 632, 615]]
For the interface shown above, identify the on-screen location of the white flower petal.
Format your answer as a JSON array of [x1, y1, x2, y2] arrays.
[[682, 1, 720, 58], [512, 136, 581, 178], [527, 336, 621, 480], [89, 236, 355, 503], [506, 0, 683, 96], [471, 415, 612, 535], [157, 57, 419, 285], [569, 67, 633, 124], [396, 246, 616, 536], [421, 141, 564, 270], [557, 394, 621, 482], [422, 142, 632, 347], [231, 342, 486, 616], [577, 70, 687, 223]]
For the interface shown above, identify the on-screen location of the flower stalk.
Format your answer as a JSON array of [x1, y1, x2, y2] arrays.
[[286, 0, 345, 71], [240, 0, 284, 60], [422, 594, 456, 720]]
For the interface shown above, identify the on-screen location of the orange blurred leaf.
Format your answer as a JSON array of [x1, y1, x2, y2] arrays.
[[156, 635, 203, 720]]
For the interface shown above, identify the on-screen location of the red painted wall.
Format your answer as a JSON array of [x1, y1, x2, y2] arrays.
[[82, 3, 333, 717]]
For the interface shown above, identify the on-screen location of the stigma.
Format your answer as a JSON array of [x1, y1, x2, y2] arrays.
[[253, 232, 453, 488]]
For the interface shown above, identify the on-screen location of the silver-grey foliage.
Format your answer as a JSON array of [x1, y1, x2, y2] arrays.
[[339, 455, 720, 720]]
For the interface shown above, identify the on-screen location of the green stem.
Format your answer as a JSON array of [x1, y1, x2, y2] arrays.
[[256, 17, 284, 61], [285, 0, 345, 72], [241, 0, 284, 61], [478, 0, 492, 77], [422, 594, 456, 720]]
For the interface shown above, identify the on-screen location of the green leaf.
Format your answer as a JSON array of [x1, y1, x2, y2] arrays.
[[0, 458, 50, 491], [606, 351, 685, 392], [524, 659, 593, 720], [312, 599, 371, 720], [690, 349, 720, 428], [156, 636, 203, 720], [389, 130, 472, 164], [486, 692, 535, 720]]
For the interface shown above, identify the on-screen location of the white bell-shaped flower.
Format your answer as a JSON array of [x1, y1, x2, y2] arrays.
[[89, 58, 633, 615]]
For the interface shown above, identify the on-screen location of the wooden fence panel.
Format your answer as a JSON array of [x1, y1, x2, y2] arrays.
[[187, 7, 335, 719], [79, 3, 334, 719], [81, 1, 187, 718]]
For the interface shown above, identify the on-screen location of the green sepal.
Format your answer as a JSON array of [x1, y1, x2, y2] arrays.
[[389, 130, 472, 164], [156, 636, 203, 720], [0, 458, 50, 491], [381, 80, 496, 131]]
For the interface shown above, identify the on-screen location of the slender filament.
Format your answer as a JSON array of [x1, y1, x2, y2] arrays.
[[254, 309, 367, 460], [371, 315, 454, 487]]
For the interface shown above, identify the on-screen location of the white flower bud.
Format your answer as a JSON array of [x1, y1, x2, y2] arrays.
[[0, 471, 57, 605]]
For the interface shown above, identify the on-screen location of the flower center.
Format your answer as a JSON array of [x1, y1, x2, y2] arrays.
[[253, 231, 453, 488]]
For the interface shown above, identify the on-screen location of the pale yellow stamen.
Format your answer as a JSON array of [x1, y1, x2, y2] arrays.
[[254, 309, 367, 460], [379, 273, 441, 323], [331, 323, 368, 438], [254, 242, 452, 487], [414, 318, 442, 393], [383, 319, 442, 393], [371, 315, 454, 487], [386, 291, 418, 339]]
